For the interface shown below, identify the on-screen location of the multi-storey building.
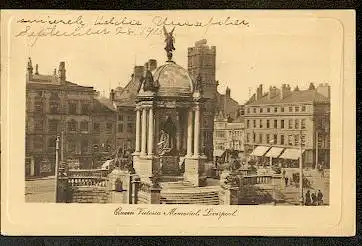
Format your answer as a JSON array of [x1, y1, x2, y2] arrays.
[[244, 83, 330, 168], [25, 58, 96, 176], [213, 111, 245, 158]]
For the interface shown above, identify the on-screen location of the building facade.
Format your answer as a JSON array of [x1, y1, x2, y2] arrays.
[[213, 111, 245, 155], [244, 83, 331, 168], [25, 58, 96, 176]]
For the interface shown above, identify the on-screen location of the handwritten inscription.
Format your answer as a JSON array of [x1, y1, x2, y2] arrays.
[[114, 206, 238, 221], [14, 15, 249, 46]]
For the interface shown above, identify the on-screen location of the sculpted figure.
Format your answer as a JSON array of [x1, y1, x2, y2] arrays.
[[163, 26, 175, 60], [157, 129, 171, 155]]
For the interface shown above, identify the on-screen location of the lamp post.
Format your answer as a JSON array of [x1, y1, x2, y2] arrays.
[[299, 129, 304, 206], [54, 136, 60, 203]]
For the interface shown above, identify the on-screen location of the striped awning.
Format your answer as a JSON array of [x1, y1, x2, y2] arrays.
[[279, 148, 305, 160], [265, 147, 284, 158], [250, 146, 270, 157]]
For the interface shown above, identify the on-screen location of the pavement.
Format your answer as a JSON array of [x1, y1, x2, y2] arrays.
[[25, 177, 56, 203]]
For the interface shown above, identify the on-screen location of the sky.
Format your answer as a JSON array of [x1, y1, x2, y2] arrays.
[[10, 11, 342, 104]]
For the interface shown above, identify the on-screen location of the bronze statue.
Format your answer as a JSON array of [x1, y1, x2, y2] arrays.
[[163, 26, 175, 61], [157, 129, 171, 155]]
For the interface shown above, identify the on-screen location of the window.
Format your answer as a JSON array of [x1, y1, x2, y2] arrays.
[[68, 120, 77, 132], [33, 136, 43, 150], [253, 108, 256, 113], [260, 108, 263, 113], [281, 120, 285, 129], [93, 123, 100, 133], [266, 120, 270, 128], [274, 107, 278, 113], [106, 123, 113, 133], [80, 121, 89, 131], [34, 119, 43, 131], [281, 107, 285, 112], [216, 131, 225, 138], [81, 103, 90, 115], [267, 108, 270, 113], [288, 119, 293, 129], [280, 135, 285, 145], [301, 135, 306, 147], [260, 119, 263, 128], [246, 120, 250, 128], [301, 119, 306, 129], [69, 102, 77, 114], [301, 105, 306, 112], [49, 93, 60, 114], [289, 106, 293, 112], [48, 119, 59, 133], [288, 135, 293, 145], [266, 134, 270, 144], [68, 142, 76, 152], [253, 133, 256, 143], [34, 96, 43, 113], [247, 133, 250, 143], [127, 116, 133, 121], [294, 134, 299, 145], [247, 108, 250, 114], [253, 120, 256, 128], [118, 115, 124, 121], [273, 134, 278, 144], [259, 134, 263, 144], [118, 123, 123, 132], [295, 106, 299, 112], [48, 137, 56, 149], [81, 140, 88, 153], [295, 119, 299, 129], [127, 122, 133, 133]]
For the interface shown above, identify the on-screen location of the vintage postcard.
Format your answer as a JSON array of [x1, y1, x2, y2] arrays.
[[1, 10, 355, 236]]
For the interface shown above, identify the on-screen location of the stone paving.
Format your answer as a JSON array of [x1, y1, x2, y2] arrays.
[[25, 177, 56, 203]]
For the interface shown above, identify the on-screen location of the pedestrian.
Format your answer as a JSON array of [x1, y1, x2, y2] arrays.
[[305, 190, 311, 206], [317, 189, 324, 205], [311, 192, 317, 206], [285, 176, 289, 187]]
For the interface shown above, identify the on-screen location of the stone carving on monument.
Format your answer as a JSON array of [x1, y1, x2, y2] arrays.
[[141, 69, 159, 92], [163, 26, 176, 61]]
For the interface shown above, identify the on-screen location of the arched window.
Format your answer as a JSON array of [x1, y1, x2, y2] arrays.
[[80, 120, 89, 132]]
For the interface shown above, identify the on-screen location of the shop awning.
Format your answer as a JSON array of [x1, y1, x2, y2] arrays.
[[279, 148, 305, 160], [213, 149, 225, 157], [265, 147, 284, 158], [250, 146, 270, 157]]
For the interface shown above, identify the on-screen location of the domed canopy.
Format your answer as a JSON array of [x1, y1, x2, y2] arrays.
[[152, 61, 194, 97]]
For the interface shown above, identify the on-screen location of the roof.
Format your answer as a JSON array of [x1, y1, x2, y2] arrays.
[[94, 96, 116, 112], [246, 89, 330, 106], [152, 61, 193, 97], [114, 76, 142, 107]]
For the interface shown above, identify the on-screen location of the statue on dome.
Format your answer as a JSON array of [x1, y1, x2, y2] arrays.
[[163, 26, 175, 61]]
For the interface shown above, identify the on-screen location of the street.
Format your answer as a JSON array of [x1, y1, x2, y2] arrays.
[[25, 177, 56, 203]]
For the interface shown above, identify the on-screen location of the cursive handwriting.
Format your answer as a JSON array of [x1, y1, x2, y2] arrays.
[[152, 16, 249, 28], [17, 15, 86, 28], [94, 16, 142, 26]]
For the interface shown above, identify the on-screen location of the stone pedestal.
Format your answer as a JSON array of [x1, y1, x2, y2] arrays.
[[219, 186, 239, 205], [184, 156, 207, 187], [150, 187, 162, 204], [133, 155, 160, 183], [107, 169, 133, 204], [272, 174, 285, 203]]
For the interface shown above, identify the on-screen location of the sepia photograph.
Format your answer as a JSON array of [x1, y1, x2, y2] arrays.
[[1, 10, 355, 236]]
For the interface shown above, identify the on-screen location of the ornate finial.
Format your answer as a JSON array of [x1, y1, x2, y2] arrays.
[[163, 26, 176, 61], [35, 64, 39, 75], [53, 68, 57, 76], [141, 69, 159, 92], [27, 57, 33, 70]]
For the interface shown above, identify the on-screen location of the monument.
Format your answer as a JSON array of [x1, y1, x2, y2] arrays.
[[132, 27, 207, 186]]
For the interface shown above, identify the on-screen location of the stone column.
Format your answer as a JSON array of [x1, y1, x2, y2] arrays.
[[186, 109, 193, 157], [141, 108, 147, 156], [147, 107, 154, 156], [194, 105, 200, 157], [135, 109, 141, 153], [176, 111, 181, 151]]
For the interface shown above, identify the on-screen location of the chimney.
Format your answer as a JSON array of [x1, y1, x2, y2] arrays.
[[110, 89, 115, 102], [58, 61, 66, 84], [308, 82, 316, 90], [133, 66, 144, 81], [316, 83, 331, 99], [148, 59, 157, 72], [256, 84, 263, 100], [226, 87, 230, 97], [280, 84, 292, 99], [35, 64, 39, 75], [268, 86, 278, 100]]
